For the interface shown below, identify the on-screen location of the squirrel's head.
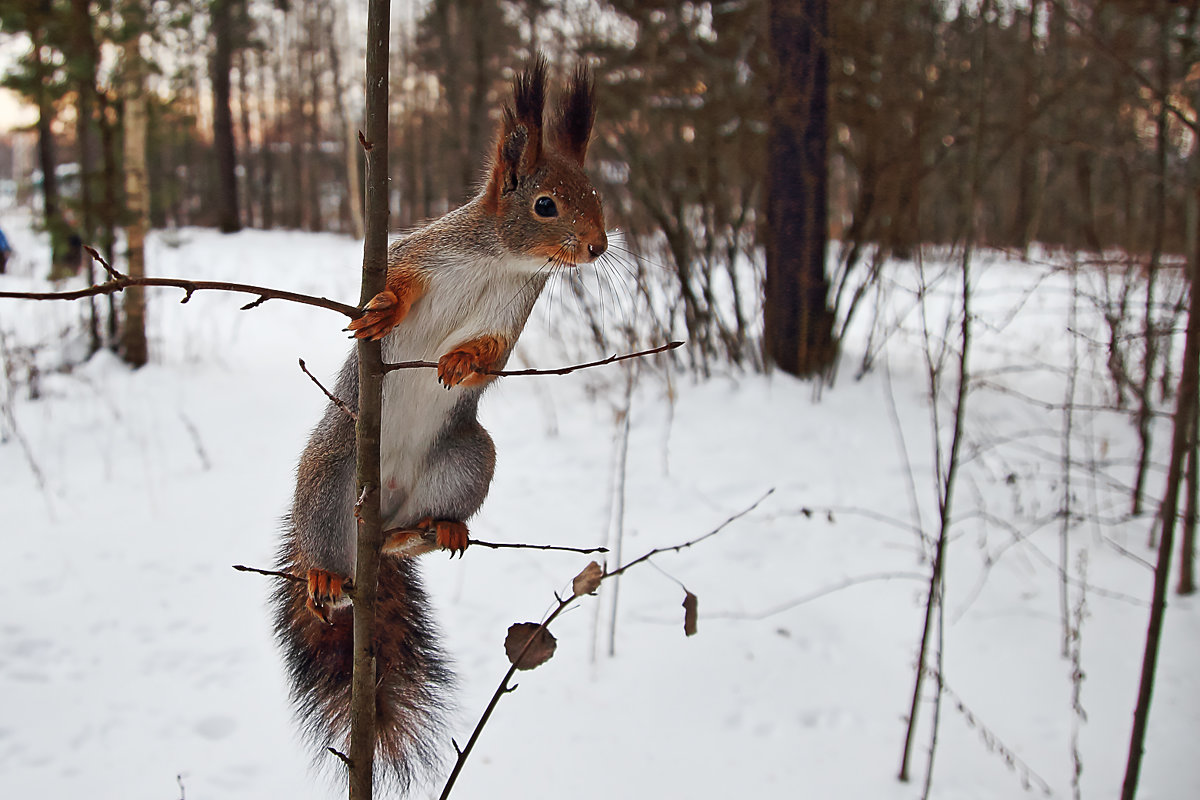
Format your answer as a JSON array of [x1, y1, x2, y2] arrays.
[[483, 56, 607, 267]]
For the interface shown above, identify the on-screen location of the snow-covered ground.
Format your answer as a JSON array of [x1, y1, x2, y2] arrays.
[[1, 212, 1196, 799]]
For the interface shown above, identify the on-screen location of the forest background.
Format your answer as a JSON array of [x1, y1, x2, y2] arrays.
[[0, 1, 1197, 799]]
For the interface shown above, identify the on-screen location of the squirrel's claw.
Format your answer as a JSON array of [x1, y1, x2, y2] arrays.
[[436, 351, 479, 388], [418, 517, 470, 557], [305, 568, 349, 623], [347, 290, 403, 341], [436, 335, 506, 388]]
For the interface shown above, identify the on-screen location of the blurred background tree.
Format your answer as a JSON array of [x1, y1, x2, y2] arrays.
[[0, 0, 1195, 371]]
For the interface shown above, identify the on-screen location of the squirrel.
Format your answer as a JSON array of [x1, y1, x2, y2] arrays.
[[271, 56, 606, 788]]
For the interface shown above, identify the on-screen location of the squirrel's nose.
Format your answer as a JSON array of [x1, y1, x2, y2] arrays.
[[587, 231, 608, 260]]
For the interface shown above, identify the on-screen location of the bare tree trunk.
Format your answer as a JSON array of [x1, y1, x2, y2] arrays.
[[305, 1, 323, 231], [1132, 6, 1173, 517], [212, 0, 242, 233], [287, 13, 305, 229], [236, 48, 256, 228], [900, 3, 989, 786], [97, 90, 120, 343], [327, 5, 364, 238], [70, 0, 101, 351], [347, 0, 391, 794], [1180, 411, 1197, 596], [29, 21, 71, 280], [1013, 1, 1046, 253], [260, 44, 278, 230], [462, 0, 489, 202], [1119, 176, 1200, 800], [120, 30, 150, 369], [763, 0, 836, 378]]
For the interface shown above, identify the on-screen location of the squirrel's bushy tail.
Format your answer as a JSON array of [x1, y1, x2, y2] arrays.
[[272, 535, 454, 789]]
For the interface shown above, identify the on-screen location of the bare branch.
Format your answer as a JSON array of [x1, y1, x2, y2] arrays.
[[0, 247, 363, 318], [468, 539, 608, 555], [437, 489, 772, 799], [299, 358, 358, 420], [232, 563, 306, 584], [383, 341, 684, 376], [604, 488, 774, 581]]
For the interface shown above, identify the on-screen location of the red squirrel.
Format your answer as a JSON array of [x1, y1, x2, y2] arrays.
[[271, 57, 605, 787]]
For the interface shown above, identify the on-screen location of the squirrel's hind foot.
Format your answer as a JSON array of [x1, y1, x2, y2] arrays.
[[305, 569, 350, 623], [382, 518, 470, 558], [426, 518, 470, 556]]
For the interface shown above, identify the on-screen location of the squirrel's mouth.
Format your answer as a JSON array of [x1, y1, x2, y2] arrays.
[[530, 238, 608, 266]]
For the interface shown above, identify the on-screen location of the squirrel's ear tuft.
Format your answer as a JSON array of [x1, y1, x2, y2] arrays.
[[512, 55, 548, 161], [549, 64, 595, 165], [484, 56, 548, 212]]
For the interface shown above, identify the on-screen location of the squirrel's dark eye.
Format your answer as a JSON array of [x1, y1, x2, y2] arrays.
[[534, 196, 558, 218]]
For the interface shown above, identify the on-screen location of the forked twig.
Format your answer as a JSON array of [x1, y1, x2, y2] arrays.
[[436, 489, 773, 800]]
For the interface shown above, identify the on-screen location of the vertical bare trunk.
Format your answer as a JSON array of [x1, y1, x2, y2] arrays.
[[30, 22, 71, 279], [1120, 180, 1200, 800], [348, 0, 391, 795], [70, 0, 100, 350], [236, 48, 256, 228], [900, 3, 989, 787], [120, 31, 149, 369], [212, 0, 242, 233], [288, 13, 305, 229], [763, 0, 836, 378], [433, 2, 466, 201], [261, 43, 278, 229], [327, 5, 364, 238], [1132, 7, 1172, 517], [305, 2, 323, 231], [1180, 412, 1197, 595], [1013, 1, 1045, 253], [1179, 51, 1200, 594], [462, 0, 489, 202], [97, 91, 120, 342]]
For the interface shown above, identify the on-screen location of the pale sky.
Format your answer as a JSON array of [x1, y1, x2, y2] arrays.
[[0, 86, 36, 132], [0, 35, 36, 133]]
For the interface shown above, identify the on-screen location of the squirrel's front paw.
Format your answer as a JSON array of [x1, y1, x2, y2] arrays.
[[347, 290, 406, 341], [437, 335, 507, 388], [437, 350, 483, 388], [306, 569, 350, 623]]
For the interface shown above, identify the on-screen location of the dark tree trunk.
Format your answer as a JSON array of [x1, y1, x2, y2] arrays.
[[1180, 411, 1197, 596], [69, 0, 101, 351], [236, 48, 255, 228], [305, 2, 323, 232], [348, 0, 391, 794], [29, 22, 72, 279], [763, 0, 836, 378], [97, 90, 120, 343], [120, 31, 149, 368], [211, 0, 242, 233], [1120, 178, 1200, 800], [463, 0, 489, 201]]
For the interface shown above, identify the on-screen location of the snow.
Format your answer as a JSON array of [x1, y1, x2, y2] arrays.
[[1, 212, 1196, 799]]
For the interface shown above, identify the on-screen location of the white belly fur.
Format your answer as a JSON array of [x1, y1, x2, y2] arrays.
[[378, 251, 545, 528]]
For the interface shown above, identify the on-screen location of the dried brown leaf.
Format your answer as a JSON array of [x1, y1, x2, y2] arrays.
[[504, 622, 557, 670], [682, 591, 698, 637], [572, 561, 603, 597]]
